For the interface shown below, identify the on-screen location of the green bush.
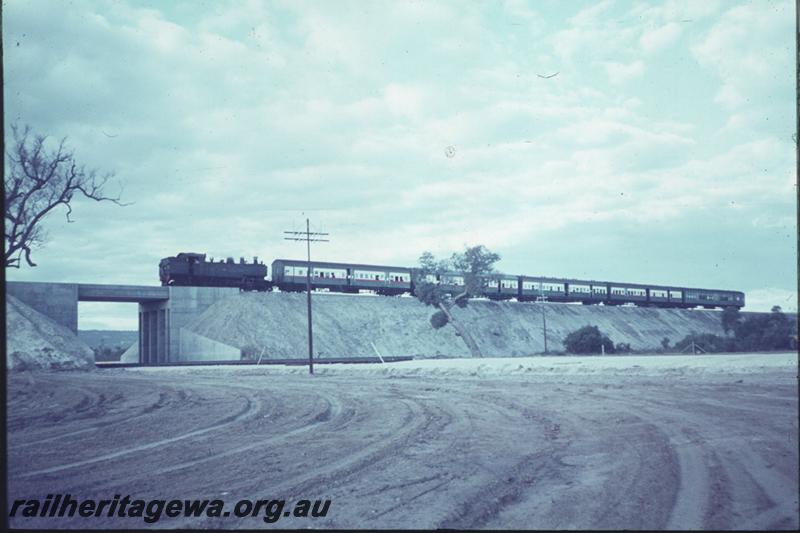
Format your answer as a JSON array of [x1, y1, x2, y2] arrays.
[[721, 306, 741, 335], [733, 306, 795, 351], [699, 306, 799, 353], [414, 281, 441, 307], [563, 325, 615, 354], [430, 310, 449, 329], [240, 344, 262, 360]]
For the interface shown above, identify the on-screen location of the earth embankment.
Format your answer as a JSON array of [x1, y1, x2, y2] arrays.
[[183, 291, 728, 359], [6, 295, 94, 370]]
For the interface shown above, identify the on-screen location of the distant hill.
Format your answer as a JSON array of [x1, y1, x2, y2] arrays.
[[78, 330, 138, 350]]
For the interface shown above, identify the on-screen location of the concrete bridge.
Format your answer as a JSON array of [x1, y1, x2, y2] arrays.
[[7, 282, 239, 365]]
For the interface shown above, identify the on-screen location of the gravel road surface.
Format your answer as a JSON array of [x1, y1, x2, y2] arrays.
[[7, 358, 798, 529]]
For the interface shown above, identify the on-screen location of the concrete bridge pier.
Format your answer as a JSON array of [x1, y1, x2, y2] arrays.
[[7, 281, 239, 365], [139, 302, 169, 365]]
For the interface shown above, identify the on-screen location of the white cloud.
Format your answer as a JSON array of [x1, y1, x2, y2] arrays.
[[502, 0, 540, 22], [4, 0, 795, 329], [745, 288, 798, 313], [660, 0, 722, 21], [601, 60, 645, 85], [569, 0, 615, 27], [692, 1, 793, 110], [630, 0, 722, 24], [382, 83, 428, 120], [640, 22, 682, 53]]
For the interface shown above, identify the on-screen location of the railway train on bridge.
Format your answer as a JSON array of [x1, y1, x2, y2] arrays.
[[159, 252, 745, 309]]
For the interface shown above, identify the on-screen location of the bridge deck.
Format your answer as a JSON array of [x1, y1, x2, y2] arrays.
[[77, 284, 169, 302]]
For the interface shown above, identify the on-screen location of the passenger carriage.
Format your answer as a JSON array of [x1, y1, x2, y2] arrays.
[[346, 263, 412, 295], [162, 253, 745, 309], [271, 259, 411, 295], [484, 274, 519, 300], [607, 282, 649, 305], [518, 276, 567, 302], [684, 288, 744, 309]]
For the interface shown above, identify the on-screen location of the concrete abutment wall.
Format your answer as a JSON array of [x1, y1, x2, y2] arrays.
[[7, 282, 79, 332], [168, 287, 240, 361], [7, 281, 239, 365]]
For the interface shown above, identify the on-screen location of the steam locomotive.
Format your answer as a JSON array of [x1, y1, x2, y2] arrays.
[[159, 252, 745, 309], [158, 253, 270, 291]]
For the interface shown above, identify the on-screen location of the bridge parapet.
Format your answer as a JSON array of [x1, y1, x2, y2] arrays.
[[77, 284, 168, 302]]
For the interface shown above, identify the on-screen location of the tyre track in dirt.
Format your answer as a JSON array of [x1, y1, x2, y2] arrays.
[[264, 379, 566, 530], [11, 387, 194, 448], [578, 391, 730, 530], [80, 383, 353, 496], [9, 375, 270, 486], [431, 383, 676, 530], [18, 390, 263, 478], [632, 392, 795, 530], [6, 368, 798, 530], [9, 375, 360, 503], [7, 380, 107, 432], [185, 380, 445, 528], [581, 385, 798, 530]]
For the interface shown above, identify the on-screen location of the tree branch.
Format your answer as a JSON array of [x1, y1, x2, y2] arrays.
[[4, 122, 127, 268]]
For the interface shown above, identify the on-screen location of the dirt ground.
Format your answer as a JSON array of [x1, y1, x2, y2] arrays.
[[6, 359, 799, 529]]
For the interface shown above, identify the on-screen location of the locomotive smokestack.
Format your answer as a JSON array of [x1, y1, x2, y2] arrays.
[[253, 256, 258, 264], [240, 257, 245, 264]]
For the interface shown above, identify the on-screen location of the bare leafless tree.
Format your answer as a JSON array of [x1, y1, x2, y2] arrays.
[[5, 124, 127, 268]]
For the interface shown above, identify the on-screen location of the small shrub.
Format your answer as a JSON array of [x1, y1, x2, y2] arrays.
[[240, 344, 261, 360], [93, 345, 126, 362], [430, 310, 449, 329], [615, 342, 632, 354]]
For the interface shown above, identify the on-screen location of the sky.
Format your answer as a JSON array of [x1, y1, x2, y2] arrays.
[[4, 0, 797, 329]]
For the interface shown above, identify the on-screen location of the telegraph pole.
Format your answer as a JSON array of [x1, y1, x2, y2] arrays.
[[539, 282, 548, 354], [284, 218, 329, 374]]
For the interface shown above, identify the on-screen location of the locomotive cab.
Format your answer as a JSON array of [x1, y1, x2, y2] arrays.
[[159, 252, 207, 286], [159, 252, 269, 290]]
